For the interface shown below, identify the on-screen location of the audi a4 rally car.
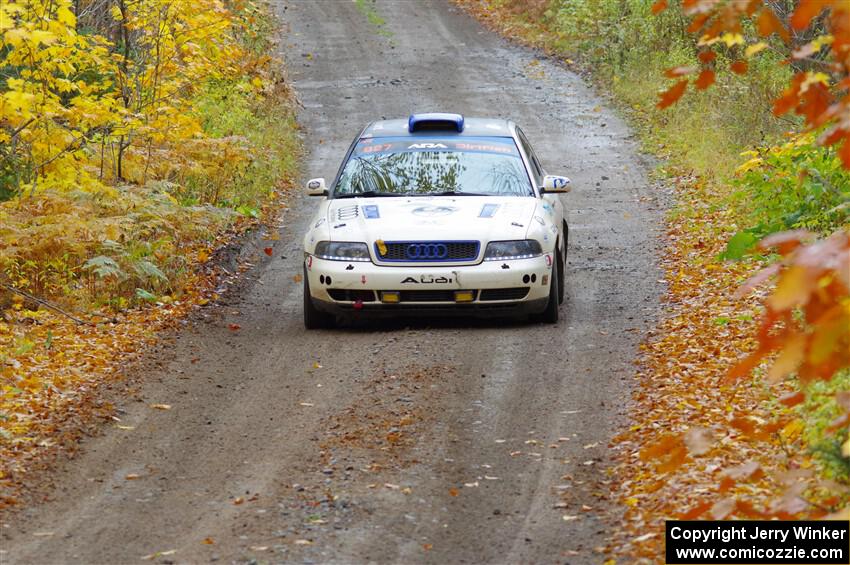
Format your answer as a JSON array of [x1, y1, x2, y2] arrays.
[[302, 113, 571, 328]]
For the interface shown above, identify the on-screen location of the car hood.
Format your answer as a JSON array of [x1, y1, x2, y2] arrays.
[[325, 196, 538, 243]]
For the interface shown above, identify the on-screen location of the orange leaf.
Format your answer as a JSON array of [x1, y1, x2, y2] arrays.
[[679, 500, 712, 520], [719, 476, 736, 492], [293, 274, 303, 283], [757, 8, 789, 42], [731, 416, 756, 436], [735, 500, 767, 518], [730, 60, 748, 75], [695, 70, 715, 90], [726, 351, 764, 382], [759, 229, 812, 255], [688, 13, 711, 34], [228, 323, 241, 331], [658, 444, 688, 473], [768, 333, 807, 382], [651, 0, 667, 15], [768, 266, 814, 311], [790, 0, 825, 30], [657, 79, 688, 109], [779, 391, 806, 407], [448, 487, 459, 497]]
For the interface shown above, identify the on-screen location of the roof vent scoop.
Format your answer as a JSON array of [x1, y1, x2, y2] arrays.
[[408, 113, 465, 133]]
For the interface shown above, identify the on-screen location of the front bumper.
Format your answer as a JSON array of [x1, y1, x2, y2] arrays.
[[305, 255, 553, 317]]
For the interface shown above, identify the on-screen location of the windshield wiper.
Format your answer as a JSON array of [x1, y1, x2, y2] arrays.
[[426, 190, 491, 197], [334, 190, 403, 198]]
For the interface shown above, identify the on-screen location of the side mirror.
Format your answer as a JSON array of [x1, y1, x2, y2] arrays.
[[306, 177, 327, 196], [541, 175, 571, 193]]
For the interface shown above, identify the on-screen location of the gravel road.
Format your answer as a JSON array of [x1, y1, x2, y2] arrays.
[[2, 1, 665, 563]]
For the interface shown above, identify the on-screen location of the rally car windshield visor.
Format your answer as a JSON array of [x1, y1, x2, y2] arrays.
[[333, 136, 534, 197]]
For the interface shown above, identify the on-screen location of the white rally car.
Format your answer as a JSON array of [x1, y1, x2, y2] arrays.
[[302, 113, 571, 328]]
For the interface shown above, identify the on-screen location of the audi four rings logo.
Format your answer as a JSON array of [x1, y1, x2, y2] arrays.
[[406, 243, 448, 259]]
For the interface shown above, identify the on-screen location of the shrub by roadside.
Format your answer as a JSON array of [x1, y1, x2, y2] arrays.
[[0, 0, 300, 508]]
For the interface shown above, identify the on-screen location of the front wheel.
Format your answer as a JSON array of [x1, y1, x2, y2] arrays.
[[534, 269, 559, 324], [303, 267, 334, 330]]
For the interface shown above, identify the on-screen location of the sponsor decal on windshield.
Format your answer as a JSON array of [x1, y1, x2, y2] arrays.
[[355, 136, 520, 157]]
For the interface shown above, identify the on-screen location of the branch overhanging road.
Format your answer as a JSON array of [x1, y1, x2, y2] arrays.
[[2, 1, 665, 562]]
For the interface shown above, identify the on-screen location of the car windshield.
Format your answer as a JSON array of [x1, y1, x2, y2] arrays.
[[333, 136, 533, 197]]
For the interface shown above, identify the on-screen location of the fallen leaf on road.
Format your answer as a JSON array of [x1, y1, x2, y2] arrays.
[[228, 323, 241, 331], [484, 475, 500, 480], [202, 537, 215, 545], [449, 487, 459, 497], [250, 546, 269, 551], [142, 549, 176, 560], [264, 247, 273, 256], [582, 504, 594, 511], [465, 481, 479, 487], [33, 532, 54, 537], [583, 442, 599, 449], [125, 473, 141, 480], [299, 402, 314, 407], [312, 361, 322, 369], [293, 274, 303, 283], [423, 543, 433, 551], [634, 532, 656, 542], [294, 539, 312, 545], [116, 425, 135, 430], [150, 404, 171, 410], [233, 497, 244, 505], [562, 515, 580, 521]]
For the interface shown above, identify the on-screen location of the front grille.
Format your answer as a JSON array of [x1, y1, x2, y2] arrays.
[[327, 289, 376, 302], [399, 290, 473, 302], [479, 288, 530, 301], [376, 241, 480, 262]]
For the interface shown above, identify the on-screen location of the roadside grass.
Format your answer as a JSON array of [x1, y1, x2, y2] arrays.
[[354, 0, 394, 38]]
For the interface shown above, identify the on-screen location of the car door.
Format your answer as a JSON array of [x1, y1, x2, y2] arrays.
[[515, 127, 566, 251]]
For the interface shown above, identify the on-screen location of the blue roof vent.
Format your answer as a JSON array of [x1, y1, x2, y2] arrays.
[[408, 113, 465, 133]]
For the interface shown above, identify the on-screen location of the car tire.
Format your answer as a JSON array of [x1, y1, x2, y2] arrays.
[[303, 267, 334, 330], [535, 268, 559, 324], [557, 244, 566, 305]]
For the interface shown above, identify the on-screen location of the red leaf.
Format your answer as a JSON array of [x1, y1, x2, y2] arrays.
[[695, 69, 715, 90], [790, 0, 825, 30], [657, 79, 688, 109], [228, 323, 241, 331], [264, 247, 273, 256], [697, 51, 716, 63], [730, 60, 748, 75]]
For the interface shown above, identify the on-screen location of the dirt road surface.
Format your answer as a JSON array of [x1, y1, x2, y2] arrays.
[[2, 1, 665, 563]]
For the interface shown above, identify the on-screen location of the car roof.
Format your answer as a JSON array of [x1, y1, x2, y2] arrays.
[[361, 117, 515, 138]]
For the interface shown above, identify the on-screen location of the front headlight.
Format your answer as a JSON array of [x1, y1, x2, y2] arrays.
[[314, 241, 371, 262], [483, 239, 543, 261]]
